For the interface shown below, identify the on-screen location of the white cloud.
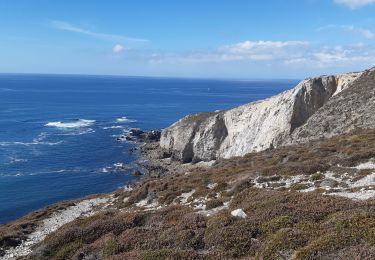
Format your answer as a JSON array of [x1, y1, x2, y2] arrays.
[[150, 40, 310, 64], [291, 44, 375, 67], [50, 20, 148, 43], [334, 0, 375, 9], [317, 24, 374, 39], [222, 40, 308, 53], [113, 44, 125, 53], [148, 40, 375, 70]]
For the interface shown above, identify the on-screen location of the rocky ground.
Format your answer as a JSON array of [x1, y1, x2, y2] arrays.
[[3, 129, 375, 259], [0, 196, 113, 260], [138, 142, 216, 177]]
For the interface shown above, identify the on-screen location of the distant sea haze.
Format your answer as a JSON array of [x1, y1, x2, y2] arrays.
[[0, 74, 297, 224]]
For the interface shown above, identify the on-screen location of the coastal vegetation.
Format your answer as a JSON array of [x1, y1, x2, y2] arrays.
[[3, 128, 375, 259]]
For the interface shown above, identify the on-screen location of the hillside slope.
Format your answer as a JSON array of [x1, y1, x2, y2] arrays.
[[8, 128, 375, 260]]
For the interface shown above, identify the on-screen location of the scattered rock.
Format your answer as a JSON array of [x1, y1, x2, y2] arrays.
[[1, 197, 111, 259], [123, 185, 133, 192], [121, 129, 161, 143], [231, 209, 247, 219], [128, 147, 139, 153], [113, 163, 133, 171], [132, 170, 143, 176], [207, 183, 218, 189], [129, 128, 144, 137], [116, 135, 128, 142], [142, 130, 161, 142], [320, 178, 339, 188]]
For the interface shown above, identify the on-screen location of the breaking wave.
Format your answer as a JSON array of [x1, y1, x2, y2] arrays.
[[45, 119, 96, 128], [116, 116, 137, 123]]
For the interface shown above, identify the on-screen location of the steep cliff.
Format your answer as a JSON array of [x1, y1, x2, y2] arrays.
[[291, 67, 375, 143], [160, 70, 366, 162]]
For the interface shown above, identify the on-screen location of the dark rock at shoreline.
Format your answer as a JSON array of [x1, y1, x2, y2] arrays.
[[129, 128, 144, 137], [128, 147, 139, 154], [132, 170, 143, 176], [122, 129, 161, 143], [142, 130, 161, 142]]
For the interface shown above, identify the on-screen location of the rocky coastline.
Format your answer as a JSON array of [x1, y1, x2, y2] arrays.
[[5, 127, 375, 259], [3, 67, 375, 259], [0, 130, 213, 259]]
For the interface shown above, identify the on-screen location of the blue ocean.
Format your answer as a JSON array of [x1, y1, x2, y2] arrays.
[[0, 74, 297, 224]]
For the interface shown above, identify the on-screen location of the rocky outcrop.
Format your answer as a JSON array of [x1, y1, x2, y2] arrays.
[[291, 68, 375, 143], [160, 69, 366, 162], [118, 129, 161, 143], [160, 112, 228, 162]]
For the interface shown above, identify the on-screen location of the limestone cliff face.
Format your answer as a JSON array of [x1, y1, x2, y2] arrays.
[[160, 70, 364, 162]]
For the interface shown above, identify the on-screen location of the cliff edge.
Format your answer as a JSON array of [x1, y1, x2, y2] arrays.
[[160, 69, 371, 162]]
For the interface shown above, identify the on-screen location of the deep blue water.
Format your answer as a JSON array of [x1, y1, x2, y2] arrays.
[[0, 74, 297, 224]]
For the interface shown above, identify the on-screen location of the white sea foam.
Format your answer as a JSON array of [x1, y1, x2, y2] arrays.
[[0, 141, 62, 147], [0, 172, 26, 177], [56, 128, 95, 136], [27, 169, 78, 176], [113, 162, 125, 168], [0, 132, 63, 147], [116, 116, 136, 123], [8, 158, 28, 164], [103, 125, 124, 130], [45, 119, 96, 128], [33, 132, 49, 142]]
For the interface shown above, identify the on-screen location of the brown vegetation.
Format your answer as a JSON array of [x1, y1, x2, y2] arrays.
[[5, 128, 375, 259], [24, 190, 375, 260]]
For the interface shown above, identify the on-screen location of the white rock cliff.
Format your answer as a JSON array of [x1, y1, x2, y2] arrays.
[[160, 71, 364, 162]]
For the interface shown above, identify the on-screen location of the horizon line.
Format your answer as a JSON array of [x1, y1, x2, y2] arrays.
[[0, 71, 301, 82]]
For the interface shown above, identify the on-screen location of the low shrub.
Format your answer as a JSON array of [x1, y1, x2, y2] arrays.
[[205, 199, 224, 210]]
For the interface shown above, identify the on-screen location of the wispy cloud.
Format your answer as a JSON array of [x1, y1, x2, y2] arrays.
[[221, 40, 309, 53], [334, 0, 375, 9], [148, 40, 375, 69], [317, 24, 374, 39], [149, 41, 309, 64], [344, 25, 374, 39], [50, 20, 148, 43], [150, 40, 309, 64]]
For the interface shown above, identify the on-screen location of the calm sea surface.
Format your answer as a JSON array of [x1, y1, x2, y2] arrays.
[[0, 74, 297, 223]]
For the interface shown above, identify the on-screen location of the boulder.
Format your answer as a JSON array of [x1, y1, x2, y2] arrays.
[[231, 209, 247, 218]]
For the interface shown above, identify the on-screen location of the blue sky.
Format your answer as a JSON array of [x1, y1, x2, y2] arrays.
[[1, 0, 375, 78]]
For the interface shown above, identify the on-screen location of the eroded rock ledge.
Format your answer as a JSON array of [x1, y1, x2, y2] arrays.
[[160, 69, 369, 163]]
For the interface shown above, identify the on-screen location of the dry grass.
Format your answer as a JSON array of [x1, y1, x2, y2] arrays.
[[7, 128, 375, 259], [112, 129, 375, 212], [23, 190, 375, 260]]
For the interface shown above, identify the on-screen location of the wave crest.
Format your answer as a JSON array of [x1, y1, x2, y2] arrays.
[[116, 116, 136, 123], [45, 119, 96, 128]]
